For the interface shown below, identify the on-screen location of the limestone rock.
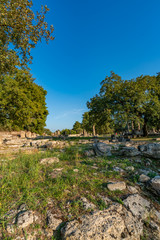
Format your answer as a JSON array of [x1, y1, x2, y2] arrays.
[[25, 131, 32, 138], [47, 212, 62, 230], [150, 176, 160, 195], [40, 157, 59, 165], [93, 142, 112, 156], [107, 181, 126, 191], [127, 186, 139, 194], [118, 147, 140, 157], [139, 174, 150, 183], [61, 203, 143, 240], [123, 194, 150, 220], [15, 211, 34, 228], [138, 143, 160, 159]]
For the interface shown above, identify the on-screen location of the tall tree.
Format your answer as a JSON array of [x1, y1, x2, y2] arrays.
[[0, 0, 54, 133], [87, 72, 160, 137]]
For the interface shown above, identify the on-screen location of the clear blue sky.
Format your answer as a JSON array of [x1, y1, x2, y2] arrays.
[[30, 0, 160, 131]]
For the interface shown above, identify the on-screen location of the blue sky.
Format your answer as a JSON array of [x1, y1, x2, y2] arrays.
[[30, 0, 160, 131]]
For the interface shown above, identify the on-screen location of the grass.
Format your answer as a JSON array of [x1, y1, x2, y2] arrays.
[[0, 142, 159, 239]]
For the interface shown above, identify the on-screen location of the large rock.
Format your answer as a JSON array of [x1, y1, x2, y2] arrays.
[[139, 174, 150, 183], [107, 181, 126, 191], [93, 142, 112, 156], [123, 194, 151, 220], [47, 212, 62, 230], [61, 203, 143, 240], [138, 143, 160, 159], [15, 211, 34, 228], [118, 147, 140, 157], [150, 176, 160, 195], [25, 131, 32, 138]]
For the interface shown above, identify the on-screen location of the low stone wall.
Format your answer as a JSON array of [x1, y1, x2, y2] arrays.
[[0, 131, 37, 140]]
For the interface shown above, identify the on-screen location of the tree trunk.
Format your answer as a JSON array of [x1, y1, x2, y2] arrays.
[[142, 122, 148, 137], [83, 129, 88, 137], [138, 122, 141, 131], [131, 121, 134, 131], [93, 124, 96, 136]]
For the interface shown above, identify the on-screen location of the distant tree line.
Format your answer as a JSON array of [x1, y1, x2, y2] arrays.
[[0, 0, 54, 134], [72, 71, 160, 137]]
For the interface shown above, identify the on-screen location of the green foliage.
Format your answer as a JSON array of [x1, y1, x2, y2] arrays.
[[0, 69, 48, 134], [72, 121, 83, 134], [87, 71, 160, 136], [0, 0, 54, 133], [82, 112, 93, 133], [0, 0, 54, 74], [43, 128, 52, 135]]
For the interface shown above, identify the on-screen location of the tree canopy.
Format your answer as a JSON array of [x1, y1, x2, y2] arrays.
[[0, 0, 54, 74], [0, 0, 54, 133], [0, 69, 48, 133], [72, 121, 83, 134], [87, 71, 160, 136]]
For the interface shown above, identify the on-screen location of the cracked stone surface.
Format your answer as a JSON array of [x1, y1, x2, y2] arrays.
[[123, 194, 151, 220], [47, 212, 62, 230], [61, 203, 143, 240], [15, 211, 35, 228]]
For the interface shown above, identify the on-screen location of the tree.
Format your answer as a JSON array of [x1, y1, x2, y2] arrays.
[[0, 0, 54, 133], [72, 121, 83, 134], [87, 72, 160, 137], [0, 69, 48, 134], [0, 0, 54, 74], [82, 112, 93, 133]]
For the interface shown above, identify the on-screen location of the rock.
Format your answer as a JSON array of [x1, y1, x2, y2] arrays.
[[139, 174, 150, 183], [127, 186, 139, 194], [138, 143, 160, 159], [40, 157, 59, 165], [123, 194, 150, 220], [84, 149, 95, 157], [20, 131, 26, 138], [149, 221, 160, 240], [15, 211, 34, 228], [126, 166, 134, 171], [118, 147, 140, 157], [93, 142, 112, 156], [18, 203, 28, 212], [150, 176, 160, 195], [80, 197, 96, 210], [61, 203, 143, 240], [107, 181, 126, 191], [25, 131, 32, 138], [47, 212, 62, 230], [113, 166, 125, 174]]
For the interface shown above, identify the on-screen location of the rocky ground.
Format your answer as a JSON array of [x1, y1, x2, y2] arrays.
[[0, 137, 160, 239]]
